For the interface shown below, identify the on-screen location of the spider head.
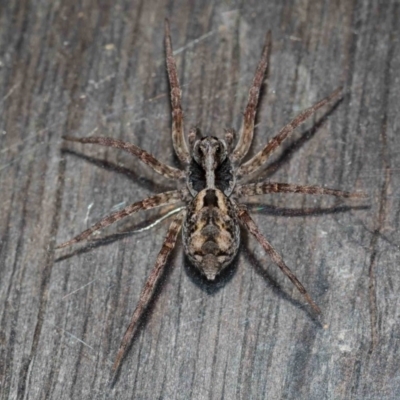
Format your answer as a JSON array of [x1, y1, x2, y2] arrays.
[[192, 136, 227, 170]]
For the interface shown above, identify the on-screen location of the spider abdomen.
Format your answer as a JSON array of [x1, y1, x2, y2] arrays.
[[183, 188, 240, 280]]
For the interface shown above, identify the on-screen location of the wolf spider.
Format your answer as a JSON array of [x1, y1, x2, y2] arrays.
[[57, 20, 365, 380]]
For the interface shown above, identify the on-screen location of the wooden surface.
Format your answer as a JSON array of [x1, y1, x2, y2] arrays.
[[1, 1, 399, 399]]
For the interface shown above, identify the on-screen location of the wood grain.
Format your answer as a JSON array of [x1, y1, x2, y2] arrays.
[[1, 1, 399, 399]]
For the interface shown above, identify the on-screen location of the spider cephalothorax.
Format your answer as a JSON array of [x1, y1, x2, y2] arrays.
[[57, 20, 365, 382], [187, 135, 235, 196]]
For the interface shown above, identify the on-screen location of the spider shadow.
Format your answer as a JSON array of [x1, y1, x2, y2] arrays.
[[61, 148, 175, 193], [241, 234, 322, 324], [182, 252, 240, 296], [181, 224, 321, 323], [177, 202, 370, 301], [109, 235, 182, 387], [249, 98, 343, 181], [55, 241, 107, 263], [241, 201, 369, 323], [54, 206, 183, 263], [54, 230, 147, 263]]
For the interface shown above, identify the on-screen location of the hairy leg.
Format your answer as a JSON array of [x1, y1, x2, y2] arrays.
[[235, 181, 366, 199], [56, 190, 186, 249], [237, 87, 343, 178], [237, 207, 321, 314], [224, 128, 236, 153], [164, 19, 191, 165], [231, 31, 271, 165], [110, 210, 184, 383], [63, 136, 184, 179]]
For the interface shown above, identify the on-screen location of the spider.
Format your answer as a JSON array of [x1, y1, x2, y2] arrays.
[[57, 20, 365, 381]]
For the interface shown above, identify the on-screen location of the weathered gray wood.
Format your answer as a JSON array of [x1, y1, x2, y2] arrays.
[[1, 1, 399, 399]]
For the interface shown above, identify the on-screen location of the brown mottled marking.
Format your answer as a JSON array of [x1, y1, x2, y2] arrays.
[[183, 188, 240, 280], [57, 22, 366, 384]]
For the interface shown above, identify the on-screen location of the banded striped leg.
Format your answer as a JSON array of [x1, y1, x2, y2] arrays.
[[237, 87, 343, 178], [110, 210, 185, 383], [235, 182, 367, 199], [62, 136, 184, 179], [237, 207, 321, 314], [231, 31, 271, 165], [56, 190, 186, 249], [164, 19, 191, 165]]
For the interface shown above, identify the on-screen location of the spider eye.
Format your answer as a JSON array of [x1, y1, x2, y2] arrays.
[[215, 143, 226, 161], [193, 143, 203, 164]]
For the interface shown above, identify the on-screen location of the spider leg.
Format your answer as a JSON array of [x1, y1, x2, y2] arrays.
[[235, 181, 367, 199], [237, 87, 343, 178], [231, 30, 271, 165], [88, 206, 186, 241], [56, 190, 186, 249], [188, 127, 201, 151], [164, 19, 191, 165], [110, 210, 184, 383], [237, 207, 321, 314], [62, 136, 184, 180]]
